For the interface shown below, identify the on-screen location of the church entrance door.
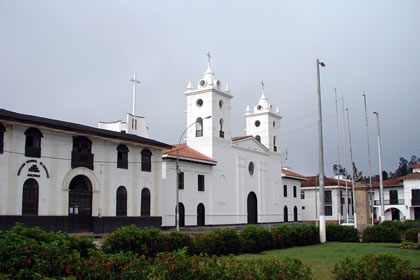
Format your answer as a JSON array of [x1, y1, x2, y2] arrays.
[[68, 175, 92, 233], [247, 192, 257, 224]]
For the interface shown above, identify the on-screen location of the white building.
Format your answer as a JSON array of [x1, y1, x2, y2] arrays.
[[372, 164, 420, 221], [159, 62, 303, 227], [301, 176, 354, 223], [0, 109, 171, 233]]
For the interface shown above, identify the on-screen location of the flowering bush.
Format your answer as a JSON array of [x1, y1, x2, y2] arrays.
[[271, 224, 319, 249], [362, 224, 401, 243], [190, 228, 241, 256], [403, 228, 419, 243], [326, 224, 359, 242], [153, 248, 313, 280], [332, 253, 419, 280]]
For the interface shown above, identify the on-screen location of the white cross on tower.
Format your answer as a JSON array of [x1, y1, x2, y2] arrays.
[[129, 74, 141, 115]]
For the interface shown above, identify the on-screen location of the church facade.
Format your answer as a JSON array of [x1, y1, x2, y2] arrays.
[[159, 62, 303, 227]]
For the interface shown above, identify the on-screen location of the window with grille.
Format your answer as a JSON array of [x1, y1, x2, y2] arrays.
[[25, 128, 42, 158], [141, 149, 152, 172], [178, 172, 184, 190], [117, 144, 129, 169], [116, 186, 127, 216]]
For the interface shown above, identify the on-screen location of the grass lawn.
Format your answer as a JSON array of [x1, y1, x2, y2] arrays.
[[238, 242, 420, 279]]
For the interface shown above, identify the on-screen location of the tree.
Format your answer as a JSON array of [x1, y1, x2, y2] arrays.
[[409, 155, 419, 167], [333, 164, 346, 176], [382, 170, 389, 180], [352, 162, 359, 180], [394, 157, 409, 177]]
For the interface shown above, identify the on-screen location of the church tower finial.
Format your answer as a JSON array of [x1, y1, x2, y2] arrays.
[[261, 80, 265, 98], [207, 51, 212, 71]]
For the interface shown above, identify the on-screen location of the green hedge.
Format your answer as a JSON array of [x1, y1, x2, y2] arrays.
[[362, 224, 401, 243], [326, 224, 359, 242], [332, 253, 419, 280]]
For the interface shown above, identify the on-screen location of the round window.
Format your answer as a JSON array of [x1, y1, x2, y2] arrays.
[[219, 100, 223, 109], [199, 80, 207, 87], [255, 120, 260, 127], [248, 162, 254, 175], [196, 99, 203, 107], [257, 105, 262, 110], [273, 121, 276, 127]]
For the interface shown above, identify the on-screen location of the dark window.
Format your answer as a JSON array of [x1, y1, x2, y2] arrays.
[[255, 135, 261, 143], [389, 190, 398, 205], [141, 149, 152, 172], [325, 190, 332, 203], [412, 189, 420, 206], [141, 188, 151, 216], [196, 118, 203, 137], [117, 144, 129, 169], [301, 190, 305, 199], [293, 186, 297, 198], [284, 206, 288, 222], [294, 206, 298, 222], [325, 206, 333, 216], [198, 174, 205, 192], [0, 123, 5, 154], [283, 185, 287, 197], [72, 136, 94, 170], [22, 179, 38, 216], [178, 172, 184, 190], [248, 162, 254, 175], [197, 203, 205, 226], [219, 119, 224, 138], [116, 186, 127, 216], [25, 128, 43, 158]]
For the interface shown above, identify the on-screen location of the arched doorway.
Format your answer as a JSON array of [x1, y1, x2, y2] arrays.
[[247, 192, 257, 224], [141, 188, 151, 216], [116, 186, 127, 216], [391, 208, 400, 221], [68, 175, 92, 233], [294, 206, 298, 222], [22, 179, 39, 216], [197, 203, 205, 226], [284, 206, 288, 222], [175, 203, 185, 227]]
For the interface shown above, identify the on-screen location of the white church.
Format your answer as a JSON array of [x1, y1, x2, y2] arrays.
[[0, 59, 304, 232]]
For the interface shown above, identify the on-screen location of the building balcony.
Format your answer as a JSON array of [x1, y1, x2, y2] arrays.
[[71, 151, 94, 170], [374, 199, 405, 206], [411, 199, 420, 206]]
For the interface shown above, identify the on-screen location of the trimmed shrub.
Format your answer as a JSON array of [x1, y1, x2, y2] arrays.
[[239, 225, 275, 253], [362, 224, 401, 243], [332, 253, 419, 280], [272, 224, 319, 249], [153, 248, 313, 280], [403, 228, 420, 243], [326, 224, 359, 242], [102, 225, 164, 257]]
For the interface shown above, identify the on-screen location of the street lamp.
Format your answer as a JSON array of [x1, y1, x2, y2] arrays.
[[316, 59, 326, 243], [373, 112, 385, 223], [175, 115, 212, 231]]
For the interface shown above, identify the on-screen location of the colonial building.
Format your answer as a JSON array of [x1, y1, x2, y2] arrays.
[[301, 176, 354, 223], [159, 61, 303, 227], [0, 109, 171, 233], [372, 164, 420, 221]]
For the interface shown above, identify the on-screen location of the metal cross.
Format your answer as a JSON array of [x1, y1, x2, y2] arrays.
[[207, 51, 211, 65], [261, 80, 265, 90]]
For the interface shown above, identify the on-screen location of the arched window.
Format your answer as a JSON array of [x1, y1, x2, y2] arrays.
[[25, 128, 43, 158], [196, 118, 203, 137], [273, 136, 277, 152], [0, 123, 5, 154], [117, 144, 129, 169], [22, 179, 38, 216], [284, 206, 288, 222], [116, 186, 127, 216], [219, 119, 224, 138], [141, 148, 152, 172], [72, 136, 93, 170], [294, 206, 298, 222], [141, 188, 151, 216], [197, 203, 205, 226], [255, 135, 261, 143]]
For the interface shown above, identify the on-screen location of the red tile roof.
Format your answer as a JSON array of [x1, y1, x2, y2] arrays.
[[371, 177, 403, 188], [301, 176, 349, 188], [410, 163, 420, 169], [162, 144, 216, 164], [400, 172, 420, 181], [282, 169, 307, 180], [232, 136, 253, 141]]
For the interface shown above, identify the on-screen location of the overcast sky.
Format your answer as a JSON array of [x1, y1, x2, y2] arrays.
[[1, 0, 419, 177]]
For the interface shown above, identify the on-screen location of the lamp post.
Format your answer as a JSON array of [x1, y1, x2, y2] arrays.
[[316, 59, 326, 243], [373, 112, 385, 222], [175, 115, 212, 231]]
